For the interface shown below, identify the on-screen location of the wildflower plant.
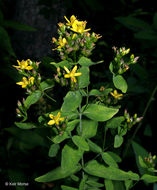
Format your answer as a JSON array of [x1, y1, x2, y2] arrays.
[[13, 15, 157, 189]]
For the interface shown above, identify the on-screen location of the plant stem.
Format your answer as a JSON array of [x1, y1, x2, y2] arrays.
[[103, 128, 107, 152], [123, 85, 157, 157], [79, 106, 84, 178], [44, 92, 56, 102]]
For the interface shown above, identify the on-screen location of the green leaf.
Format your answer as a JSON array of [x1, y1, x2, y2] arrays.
[[113, 75, 128, 93], [61, 91, 82, 112], [72, 136, 89, 151], [109, 62, 114, 74], [113, 181, 125, 190], [50, 60, 73, 69], [107, 151, 122, 163], [79, 175, 88, 190], [24, 90, 42, 109], [83, 104, 119, 122], [78, 56, 95, 66], [0, 26, 15, 56], [40, 79, 54, 91], [48, 144, 60, 157], [141, 174, 157, 183], [104, 179, 114, 190], [61, 144, 83, 171], [87, 139, 102, 153], [114, 135, 123, 148], [78, 66, 90, 88], [132, 141, 148, 175], [115, 16, 151, 31], [52, 132, 70, 144], [14, 122, 37, 129], [81, 119, 98, 139], [61, 185, 78, 190], [138, 155, 147, 168], [84, 160, 139, 181], [5, 127, 46, 147], [125, 180, 133, 190], [86, 180, 104, 187], [134, 30, 157, 41], [35, 165, 81, 182], [62, 110, 79, 120], [66, 120, 80, 133], [89, 88, 112, 96], [106, 116, 125, 129], [4, 20, 36, 31], [70, 174, 79, 182], [101, 152, 118, 168]]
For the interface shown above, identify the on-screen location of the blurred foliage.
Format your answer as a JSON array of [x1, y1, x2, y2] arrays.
[[0, 0, 157, 189]]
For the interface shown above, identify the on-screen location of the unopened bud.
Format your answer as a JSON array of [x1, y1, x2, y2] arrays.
[[36, 61, 41, 68], [17, 100, 22, 107], [37, 74, 41, 82], [16, 108, 21, 114], [52, 37, 57, 43], [54, 74, 60, 83]]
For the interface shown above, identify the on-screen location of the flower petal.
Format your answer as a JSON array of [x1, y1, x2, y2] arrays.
[[74, 72, 82, 76], [48, 120, 55, 125], [64, 66, 70, 74]]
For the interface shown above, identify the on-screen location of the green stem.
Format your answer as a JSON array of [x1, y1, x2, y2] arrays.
[[79, 106, 84, 178], [44, 92, 56, 102], [102, 128, 107, 152], [123, 85, 157, 157]]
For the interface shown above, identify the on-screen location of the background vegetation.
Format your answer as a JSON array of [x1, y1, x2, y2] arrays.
[[0, 0, 157, 189]]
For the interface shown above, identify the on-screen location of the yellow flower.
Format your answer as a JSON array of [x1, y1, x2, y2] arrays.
[[52, 37, 67, 51], [70, 20, 91, 34], [64, 65, 82, 83], [13, 59, 33, 70], [16, 77, 35, 88], [110, 90, 123, 99], [48, 112, 64, 126], [58, 38, 67, 48], [64, 15, 77, 26]]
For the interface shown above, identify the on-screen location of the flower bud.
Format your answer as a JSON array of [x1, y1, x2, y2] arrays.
[[17, 100, 22, 107], [16, 108, 21, 114], [54, 74, 60, 83]]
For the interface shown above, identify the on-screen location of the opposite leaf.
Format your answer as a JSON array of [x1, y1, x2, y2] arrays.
[[114, 135, 123, 148], [84, 160, 139, 181], [14, 122, 37, 129], [72, 136, 89, 151], [48, 144, 60, 157], [83, 104, 119, 122], [24, 90, 42, 109], [35, 165, 81, 182], [61, 144, 83, 172], [81, 119, 98, 139], [113, 75, 128, 93], [78, 66, 90, 88], [61, 185, 78, 190], [61, 91, 82, 112]]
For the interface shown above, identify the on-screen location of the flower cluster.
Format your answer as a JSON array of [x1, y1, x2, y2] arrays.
[[144, 153, 156, 168], [124, 109, 143, 129], [54, 65, 82, 89], [110, 47, 139, 75], [13, 59, 41, 93], [52, 15, 102, 61]]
